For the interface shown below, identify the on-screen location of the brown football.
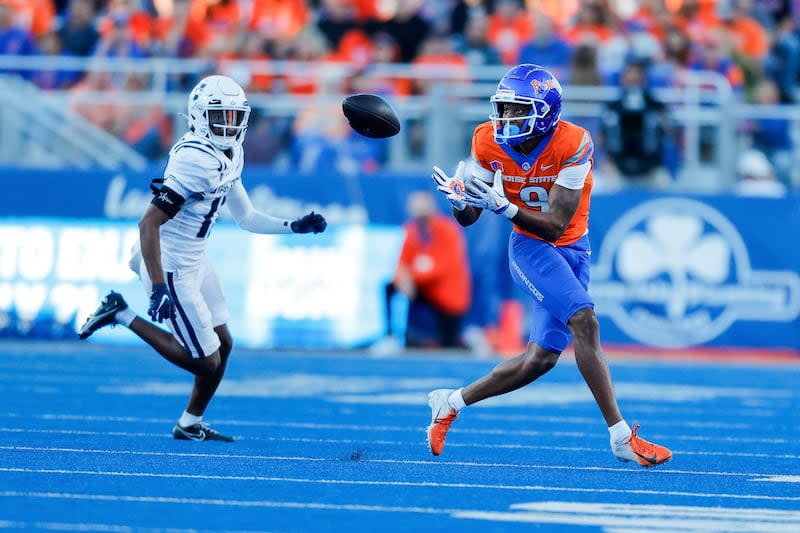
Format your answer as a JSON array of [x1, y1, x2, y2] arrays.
[[342, 93, 401, 139]]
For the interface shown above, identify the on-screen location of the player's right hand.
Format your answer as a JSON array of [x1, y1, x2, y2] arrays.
[[432, 161, 467, 211], [148, 283, 174, 323], [291, 211, 328, 234]]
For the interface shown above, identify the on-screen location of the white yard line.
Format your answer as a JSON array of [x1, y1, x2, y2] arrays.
[[453, 501, 800, 531], [2, 490, 800, 533], [1, 468, 798, 502], [0, 491, 460, 515], [0, 520, 242, 532], [1, 427, 797, 459], [0, 427, 800, 460], [0, 412, 790, 444], [0, 445, 785, 479]]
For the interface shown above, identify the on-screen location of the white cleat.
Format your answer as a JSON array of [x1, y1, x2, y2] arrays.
[[426, 389, 458, 456]]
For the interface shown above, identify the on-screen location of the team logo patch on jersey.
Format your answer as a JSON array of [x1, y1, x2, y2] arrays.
[[522, 162, 531, 171], [490, 160, 505, 172], [591, 198, 800, 348]]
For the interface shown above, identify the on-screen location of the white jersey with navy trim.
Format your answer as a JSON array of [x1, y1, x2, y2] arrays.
[[159, 132, 244, 270]]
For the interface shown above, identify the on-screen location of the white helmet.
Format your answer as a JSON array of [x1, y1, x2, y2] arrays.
[[187, 75, 250, 150]]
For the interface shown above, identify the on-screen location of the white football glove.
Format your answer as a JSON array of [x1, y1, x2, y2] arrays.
[[432, 161, 468, 211], [464, 169, 519, 219]]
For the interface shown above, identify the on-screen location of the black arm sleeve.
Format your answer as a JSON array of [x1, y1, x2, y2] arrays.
[[151, 185, 185, 218]]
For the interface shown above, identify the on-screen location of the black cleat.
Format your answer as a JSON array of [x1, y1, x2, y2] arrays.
[[172, 422, 234, 442], [78, 291, 128, 340]]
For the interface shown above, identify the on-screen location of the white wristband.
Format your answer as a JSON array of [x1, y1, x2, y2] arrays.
[[502, 203, 519, 220]]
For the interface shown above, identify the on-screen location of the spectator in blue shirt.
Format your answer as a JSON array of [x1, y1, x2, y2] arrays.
[[454, 11, 502, 67], [764, 14, 800, 103], [91, 11, 146, 88], [517, 15, 573, 81], [291, 102, 388, 176], [745, 78, 793, 182], [91, 12, 146, 60], [57, 0, 100, 57], [31, 32, 81, 89], [0, 1, 36, 78]]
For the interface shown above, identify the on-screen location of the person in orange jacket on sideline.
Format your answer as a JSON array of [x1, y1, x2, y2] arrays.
[[376, 190, 472, 351]]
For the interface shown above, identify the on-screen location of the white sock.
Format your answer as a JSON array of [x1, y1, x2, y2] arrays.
[[179, 411, 202, 428], [115, 308, 136, 327], [609, 419, 632, 446], [448, 388, 467, 412]]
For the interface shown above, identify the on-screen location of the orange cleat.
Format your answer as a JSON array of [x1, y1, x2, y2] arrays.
[[426, 389, 459, 456], [613, 424, 672, 467]]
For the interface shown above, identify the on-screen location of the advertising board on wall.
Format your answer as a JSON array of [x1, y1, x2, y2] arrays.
[[1, 167, 798, 351]]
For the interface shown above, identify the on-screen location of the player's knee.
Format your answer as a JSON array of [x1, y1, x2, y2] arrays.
[[197, 352, 221, 376], [219, 336, 233, 362], [214, 326, 234, 362], [523, 346, 559, 376], [568, 307, 598, 340]]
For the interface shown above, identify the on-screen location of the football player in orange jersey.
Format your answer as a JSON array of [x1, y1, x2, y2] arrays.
[[427, 64, 672, 467]]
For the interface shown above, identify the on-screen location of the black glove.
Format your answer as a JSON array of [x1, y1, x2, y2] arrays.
[[291, 211, 328, 234], [148, 283, 174, 323]]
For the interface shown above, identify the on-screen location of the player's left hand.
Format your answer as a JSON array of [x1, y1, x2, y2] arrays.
[[148, 283, 174, 323], [432, 161, 468, 211], [291, 211, 327, 234], [464, 169, 519, 219]]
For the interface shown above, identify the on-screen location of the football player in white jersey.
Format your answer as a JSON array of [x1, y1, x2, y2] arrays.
[[78, 75, 327, 441]]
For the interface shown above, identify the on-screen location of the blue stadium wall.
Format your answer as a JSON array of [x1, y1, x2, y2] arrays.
[[1, 166, 798, 352]]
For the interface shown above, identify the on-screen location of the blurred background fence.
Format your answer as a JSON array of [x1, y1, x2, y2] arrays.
[[2, 56, 800, 191]]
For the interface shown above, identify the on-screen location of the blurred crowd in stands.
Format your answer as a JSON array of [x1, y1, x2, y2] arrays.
[[0, 0, 796, 192]]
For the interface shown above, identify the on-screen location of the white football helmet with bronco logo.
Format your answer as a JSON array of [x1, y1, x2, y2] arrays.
[[187, 75, 250, 150]]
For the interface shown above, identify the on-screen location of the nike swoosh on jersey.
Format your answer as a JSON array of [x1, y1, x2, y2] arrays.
[[541, 164, 554, 170]]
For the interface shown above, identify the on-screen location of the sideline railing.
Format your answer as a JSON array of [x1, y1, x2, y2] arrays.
[[0, 56, 797, 188]]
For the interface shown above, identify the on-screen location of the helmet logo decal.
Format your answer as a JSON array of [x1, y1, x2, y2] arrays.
[[531, 78, 555, 95]]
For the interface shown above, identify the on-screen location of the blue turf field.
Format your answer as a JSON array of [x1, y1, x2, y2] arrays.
[[0, 341, 798, 532]]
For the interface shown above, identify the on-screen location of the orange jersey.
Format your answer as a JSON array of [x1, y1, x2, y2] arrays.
[[470, 120, 593, 246], [396, 214, 471, 315]]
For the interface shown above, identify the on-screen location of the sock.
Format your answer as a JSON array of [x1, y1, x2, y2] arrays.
[[609, 419, 632, 446], [447, 388, 467, 412], [115, 308, 136, 327], [179, 410, 202, 428]]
